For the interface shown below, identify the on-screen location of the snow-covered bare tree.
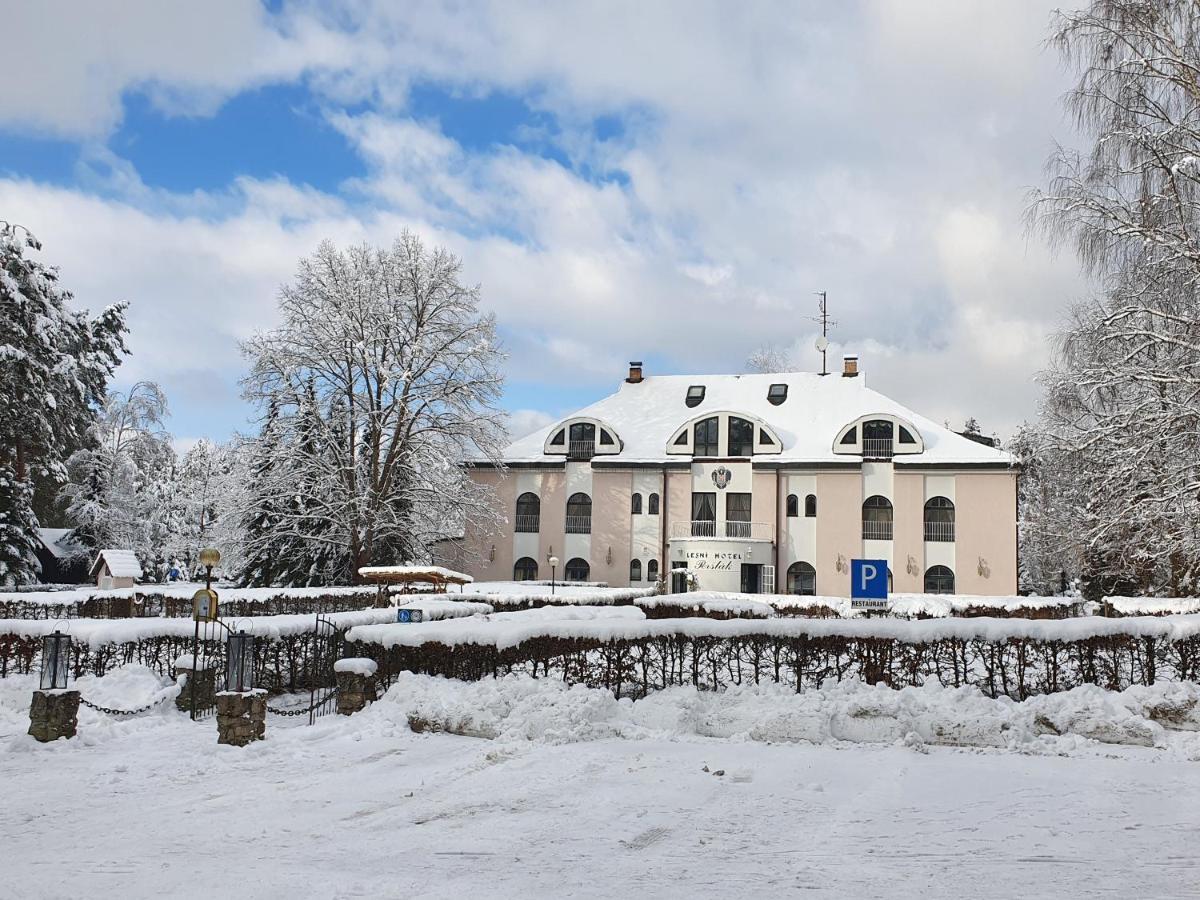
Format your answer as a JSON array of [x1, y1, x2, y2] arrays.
[[170, 438, 244, 577], [241, 233, 506, 584], [0, 221, 127, 584], [1008, 425, 1086, 595], [63, 382, 177, 576], [745, 344, 796, 373], [1029, 0, 1200, 595]]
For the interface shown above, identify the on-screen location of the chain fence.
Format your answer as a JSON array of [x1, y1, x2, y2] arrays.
[[79, 693, 175, 717], [266, 689, 338, 718]]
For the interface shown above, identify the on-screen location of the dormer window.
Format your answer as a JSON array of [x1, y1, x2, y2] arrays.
[[767, 383, 787, 406], [832, 415, 924, 456], [543, 417, 623, 457], [685, 385, 706, 407]]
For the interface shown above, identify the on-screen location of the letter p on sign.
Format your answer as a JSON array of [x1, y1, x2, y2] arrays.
[[851, 559, 888, 600]]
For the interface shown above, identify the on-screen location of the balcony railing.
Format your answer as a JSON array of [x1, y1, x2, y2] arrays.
[[924, 521, 955, 542], [514, 515, 540, 533], [862, 520, 894, 541], [567, 440, 596, 460], [862, 438, 894, 459], [565, 515, 592, 534], [671, 521, 774, 541]]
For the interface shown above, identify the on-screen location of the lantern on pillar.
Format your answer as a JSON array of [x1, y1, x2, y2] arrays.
[[226, 631, 255, 693], [40, 631, 71, 691]]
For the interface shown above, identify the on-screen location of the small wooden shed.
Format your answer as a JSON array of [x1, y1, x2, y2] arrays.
[[90, 549, 143, 589]]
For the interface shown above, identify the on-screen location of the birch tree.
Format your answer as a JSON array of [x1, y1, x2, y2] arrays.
[[1030, 0, 1200, 594], [241, 233, 506, 583]]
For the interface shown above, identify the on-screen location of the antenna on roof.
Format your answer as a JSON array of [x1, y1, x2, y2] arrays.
[[810, 291, 836, 376]]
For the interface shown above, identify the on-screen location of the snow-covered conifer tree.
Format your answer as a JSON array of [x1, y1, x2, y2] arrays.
[[0, 221, 127, 584]]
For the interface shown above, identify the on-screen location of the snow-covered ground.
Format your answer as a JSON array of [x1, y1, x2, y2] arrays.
[[2, 670, 1199, 899]]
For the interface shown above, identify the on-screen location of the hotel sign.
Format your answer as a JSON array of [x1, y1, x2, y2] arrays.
[[684, 549, 743, 572]]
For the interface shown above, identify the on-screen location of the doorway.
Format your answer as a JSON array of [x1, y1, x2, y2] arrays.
[[740, 563, 762, 594]]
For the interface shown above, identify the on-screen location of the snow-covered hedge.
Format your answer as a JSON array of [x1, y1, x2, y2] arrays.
[[344, 607, 1200, 700], [635, 592, 773, 619], [0, 584, 382, 620], [0, 602, 489, 688], [1103, 597, 1200, 617], [453, 585, 658, 610]]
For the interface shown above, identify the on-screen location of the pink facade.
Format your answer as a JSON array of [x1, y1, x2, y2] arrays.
[[458, 367, 1019, 597]]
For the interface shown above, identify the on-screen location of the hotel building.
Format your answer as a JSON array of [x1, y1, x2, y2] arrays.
[[452, 359, 1018, 596]]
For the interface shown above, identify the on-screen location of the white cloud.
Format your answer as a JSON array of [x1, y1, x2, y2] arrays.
[[1, 0, 1092, 440]]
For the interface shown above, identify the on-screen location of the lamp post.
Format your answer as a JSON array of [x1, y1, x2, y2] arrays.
[[549, 555, 559, 595], [190, 547, 221, 720], [198, 547, 221, 592]]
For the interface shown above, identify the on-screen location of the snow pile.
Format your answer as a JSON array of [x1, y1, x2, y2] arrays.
[[381, 672, 1200, 753], [334, 658, 378, 676], [0, 665, 181, 739]]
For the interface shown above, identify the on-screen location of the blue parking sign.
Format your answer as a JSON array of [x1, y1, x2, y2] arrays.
[[851, 559, 889, 600]]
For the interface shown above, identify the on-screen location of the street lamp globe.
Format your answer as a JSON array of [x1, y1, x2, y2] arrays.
[[549, 555, 559, 568], [198, 548, 221, 569]]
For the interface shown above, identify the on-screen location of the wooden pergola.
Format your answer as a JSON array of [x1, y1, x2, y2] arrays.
[[357, 565, 473, 599]]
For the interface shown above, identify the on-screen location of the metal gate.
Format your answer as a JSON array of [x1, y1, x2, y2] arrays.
[[306, 614, 343, 724], [187, 619, 231, 721]]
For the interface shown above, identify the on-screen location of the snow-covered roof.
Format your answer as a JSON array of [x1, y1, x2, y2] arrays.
[[35, 528, 85, 560], [357, 565, 473, 584], [90, 549, 143, 580], [498, 371, 1014, 466]]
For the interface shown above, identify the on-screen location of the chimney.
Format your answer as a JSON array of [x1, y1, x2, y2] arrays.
[[842, 355, 859, 378], [626, 361, 644, 384]]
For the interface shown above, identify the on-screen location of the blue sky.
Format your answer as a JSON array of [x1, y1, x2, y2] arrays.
[[1, 1, 1086, 447]]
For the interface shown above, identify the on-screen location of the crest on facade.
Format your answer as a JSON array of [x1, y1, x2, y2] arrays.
[[711, 466, 732, 490]]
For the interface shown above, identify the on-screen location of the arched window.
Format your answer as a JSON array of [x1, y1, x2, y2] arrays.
[[862, 495, 893, 540], [924, 497, 955, 542], [786, 494, 799, 517], [728, 416, 754, 456], [566, 492, 592, 534], [630, 559, 642, 582], [647, 493, 660, 515], [787, 562, 817, 595], [804, 494, 817, 517], [693, 416, 719, 456], [925, 565, 955, 594], [515, 492, 540, 533], [647, 559, 659, 581], [568, 421, 596, 459], [513, 557, 538, 581], [631, 492, 643, 515], [862, 419, 894, 459], [565, 558, 590, 581]]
